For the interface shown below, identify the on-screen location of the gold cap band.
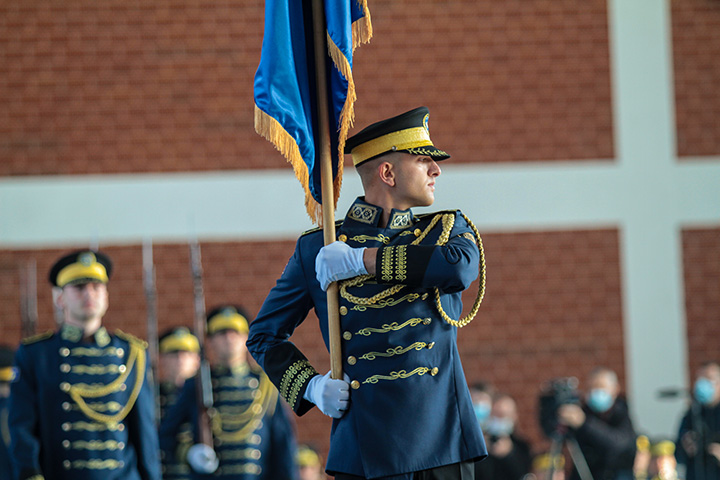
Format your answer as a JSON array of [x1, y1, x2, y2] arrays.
[[0, 366, 15, 382], [208, 312, 249, 335], [159, 334, 200, 354], [56, 262, 108, 287], [350, 126, 433, 166]]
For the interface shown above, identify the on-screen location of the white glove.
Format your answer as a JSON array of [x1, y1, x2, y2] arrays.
[[315, 241, 367, 291], [303, 371, 350, 418], [187, 443, 219, 474]]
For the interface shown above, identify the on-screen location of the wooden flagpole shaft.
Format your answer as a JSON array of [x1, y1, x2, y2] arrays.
[[311, 0, 343, 380]]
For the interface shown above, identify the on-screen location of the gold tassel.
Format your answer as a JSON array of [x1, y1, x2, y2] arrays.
[[254, 106, 320, 224]]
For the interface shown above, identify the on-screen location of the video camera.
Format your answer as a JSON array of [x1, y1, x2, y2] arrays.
[[538, 377, 581, 438]]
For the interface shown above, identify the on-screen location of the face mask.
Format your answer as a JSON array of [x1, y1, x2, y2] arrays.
[[474, 402, 491, 425], [694, 378, 716, 405], [485, 416, 514, 437], [587, 388, 613, 413]]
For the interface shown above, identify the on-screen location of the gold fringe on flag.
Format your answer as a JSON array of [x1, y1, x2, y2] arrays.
[[254, 3, 372, 225]]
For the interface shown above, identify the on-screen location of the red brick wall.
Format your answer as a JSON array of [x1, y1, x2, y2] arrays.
[[682, 228, 720, 375], [0, 0, 613, 178], [672, 0, 720, 157], [0, 228, 625, 455]]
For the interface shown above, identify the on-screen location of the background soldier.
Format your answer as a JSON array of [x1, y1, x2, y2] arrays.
[[247, 106, 487, 479], [8, 249, 161, 480], [157, 327, 201, 480], [159, 305, 297, 479], [0, 345, 16, 479]]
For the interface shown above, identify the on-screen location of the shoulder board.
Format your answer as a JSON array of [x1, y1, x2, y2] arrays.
[[414, 209, 460, 220], [114, 330, 149, 348], [301, 219, 344, 237], [21, 330, 54, 345]]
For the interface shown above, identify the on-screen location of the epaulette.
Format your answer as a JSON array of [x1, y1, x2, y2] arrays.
[[414, 209, 460, 220], [301, 219, 344, 236], [114, 329, 149, 349], [21, 330, 54, 345]]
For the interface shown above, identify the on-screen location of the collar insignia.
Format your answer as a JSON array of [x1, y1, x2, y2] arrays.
[[348, 203, 379, 225]]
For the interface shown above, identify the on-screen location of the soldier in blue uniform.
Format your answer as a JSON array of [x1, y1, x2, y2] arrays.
[[1, 345, 16, 479], [247, 106, 488, 480], [8, 250, 161, 480], [157, 327, 200, 480], [159, 305, 298, 480]]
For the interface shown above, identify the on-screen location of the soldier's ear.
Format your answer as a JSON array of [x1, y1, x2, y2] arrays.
[[52, 286, 64, 309], [378, 161, 396, 187]]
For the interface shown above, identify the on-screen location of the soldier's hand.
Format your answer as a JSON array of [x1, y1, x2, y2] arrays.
[[304, 371, 350, 418], [315, 241, 367, 291], [187, 443, 219, 474]]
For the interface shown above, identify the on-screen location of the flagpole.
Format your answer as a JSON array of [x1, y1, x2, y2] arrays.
[[311, 0, 343, 380]]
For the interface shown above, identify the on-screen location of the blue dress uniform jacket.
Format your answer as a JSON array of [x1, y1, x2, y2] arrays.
[[9, 325, 161, 480], [1, 395, 14, 479], [247, 197, 488, 480], [158, 363, 298, 480], [158, 382, 193, 480]]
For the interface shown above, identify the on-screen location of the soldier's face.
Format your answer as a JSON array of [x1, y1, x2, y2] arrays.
[[207, 329, 248, 366], [389, 154, 441, 210], [58, 282, 109, 322]]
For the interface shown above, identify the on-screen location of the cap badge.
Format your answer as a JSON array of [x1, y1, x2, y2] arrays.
[[423, 113, 430, 133], [79, 252, 96, 266]]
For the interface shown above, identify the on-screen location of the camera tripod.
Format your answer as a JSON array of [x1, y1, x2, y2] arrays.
[[546, 428, 594, 480]]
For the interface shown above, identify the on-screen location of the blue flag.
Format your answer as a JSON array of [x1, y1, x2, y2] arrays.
[[254, 0, 372, 223]]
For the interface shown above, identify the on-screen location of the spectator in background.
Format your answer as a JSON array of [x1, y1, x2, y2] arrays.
[[0, 345, 16, 480], [475, 393, 532, 480], [470, 381, 495, 429], [557, 367, 636, 480], [675, 361, 720, 480]]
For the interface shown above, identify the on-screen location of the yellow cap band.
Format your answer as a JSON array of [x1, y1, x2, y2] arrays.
[[296, 447, 321, 468], [651, 440, 675, 457], [56, 262, 108, 287], [532, 453, 565, 472], [159, 334, 200, 354], [0, 366, 15, 382], [208, 313, 249, 335], [350, 126, 433, 166]]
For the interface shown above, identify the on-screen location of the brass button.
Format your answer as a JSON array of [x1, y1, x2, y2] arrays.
[[119, 383, 127, 391], [62, 422, 71, 431], [249, 378, 259, 388], [118, 442, 125, 449], [60, 382, 71, 392], [115, 348, 124, 357], [60, 363, 71, 373], [119, 461, 125, 468], [427, 342, 435, 350], [423, 318, 432, 325], [414, 228, 421, 237], [117, 423, 125, 431], [62, 402, 71, 411], [118, 364, 127, 373], [339, 306, 348, 315], [59, 347, 70, 357], [338, 234, 348, 242], [350, 380, 360, 390], [250, 434, 261, 444], [62, 440, 70, 449], [251, 449, 261, 460], [63, 460, 71, 469], [430, 367, 439, 376], [347, 356, 357, 366], [252, 403, 262, 414], [343, 331, 352, 341]]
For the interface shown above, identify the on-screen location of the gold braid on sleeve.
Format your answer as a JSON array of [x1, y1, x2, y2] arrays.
[[339, 213, 485, 327]]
